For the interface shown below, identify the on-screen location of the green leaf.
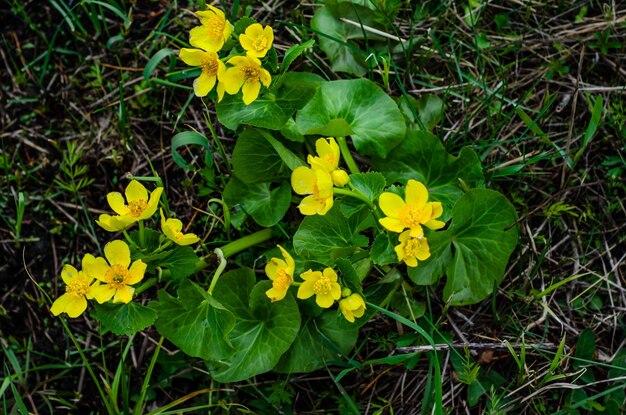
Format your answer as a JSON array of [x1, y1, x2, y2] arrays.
[[274, 311, 358, 373], [128, 228, 162, 254], [223, 178, 291, 227], [296, 79, 406, 158], [143, 48, 176, 81], [280, 39, 315, 73], [372, 129, 484, 220], [335, 258, 362, 294], [408, 189, 518, 305], [280, 118, 305, 142], [216, 72, 323, 130], [151, 280, 235, 361], [399, 95, 443, 132], [233, 16, 256, 35], [209, 269, 301, 383], [293, 204, 373, 266], [258, 129, 307, 171], [231, 128, 287, 184], [91, 302, 157, 336], [370, 233, 398, 266], [171, 130, 213, 171], [349, 172, 386, 201], [160, 245, 199, 280]]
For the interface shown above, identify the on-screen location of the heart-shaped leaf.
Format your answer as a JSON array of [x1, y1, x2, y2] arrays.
[[408, 189, 518, 305], [209, 268, 301, 383], [372, 129, 484, 220], [151, 280, 235, 361], [296, 78, 406, 158], [223, 178, 291, 227], [91, 302, 157, 336]]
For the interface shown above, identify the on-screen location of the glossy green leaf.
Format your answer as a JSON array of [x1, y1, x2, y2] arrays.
[[296, 79, 406, 158], [91, 302, 157, 336], [160, 246, 199, 280], [171, 130, 213, 171], [231, 128, 286, 183], [223, 178, 291, 227], [151, 280, 235, 361], [399, 94, 443, 132], [274, 311, 358, 373], [209, 269, 301, 383], [370, 233, 398, 266], [280, 39, 315, 73], [293, 204, 374, 266], [372, 129, 484, 220], [408, 189, 518, 305], [216, 72, 323, 130], [349, 172, 386, 201]]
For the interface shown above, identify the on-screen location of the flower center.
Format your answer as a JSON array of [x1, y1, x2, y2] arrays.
[[202, 59, 218, 76], [404, 238, 424, 257], [242, 65, 260, 81], [128, 199, 147, 217], [67, 278, 89, 297], [253, 36, 268, 51], [208, 16, 224, 38], [273, 269, 292, 290], [105, 264, 131, 288], [313, 276, 332, 295], [399, 205, 425, 228]]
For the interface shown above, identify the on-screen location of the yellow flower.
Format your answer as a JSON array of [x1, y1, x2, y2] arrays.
[[394, 231, 431, 267], [297, 268, 342, 308], [179, 48, 226, 98], [339, 293, 366, 323], [84, 240, 146, 304], [378, 179, 445, 238], [307, 137, 350, 188], [239, 23, 274, 58], [220, 56, 271, 105], [265, 245, 295, 302], [189, 6, 232, 52], [291, 165, 334, 215], [96, 180, 163, 232], [50, 264, 94, 318], [160, 209, 200, 246]]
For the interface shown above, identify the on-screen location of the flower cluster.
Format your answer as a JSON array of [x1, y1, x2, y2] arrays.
[[264, 245, 366, 323], [379, 179, 444, 267], [53, 180, 200, 318], [180, 6, 274, 105], [291, 137, 350, 216]]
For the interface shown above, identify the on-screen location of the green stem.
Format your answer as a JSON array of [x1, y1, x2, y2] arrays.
[[135, 277, 157, 296], [123, 230, 139, 250], [208, 248, 227, 295], [219, 228, 273, 259], [138, 220, 145, 248], [333, 187, 375, 211], [337, 136, 359, 175]]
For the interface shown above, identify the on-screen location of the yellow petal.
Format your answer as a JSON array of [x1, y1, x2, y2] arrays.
[[127, 260, 146, 285], [394, 243, 404, 261], [291, 166, 315, 195], [175, 234, 200, 246], [315, 138, 339, 170], [277, 245, 295, 273], [238, 32, 255, 52], [82, 254, 109, 282], [409, 224, 424, 238], [196, 5, 225, 21], [379, 192, 405, 217], [216, 81, 226, 102], [266, 286, 287, 302], [330, 282, 342, 300], [90, 283, 116, 303], [297, 280, 316, 299], [241, 79, 261, 105], [405, 180, 428, 208], [404, 256, 418, 267], [263, 25, 274, 47], [96, 214, 119, 232], [51, 293, 73, 316], [113, 285, 134, 304], [340, 302, 355, 322], [125, 180, 148, 203], [109, 215, 136, 231], [319, 196, 334, 215], [425, 219, 445, 230], [431, 202, 443, 219], [316, 292, 335, 308], [220, 67, 246, 95], [298, 195, 324, 215], [259, 68, 271, 87], [64, 296, 88, 318], [323, 268, 338, 282], [265, 257, 288, 280], [104, 240, 131, 268], [179, 48, 207, 67], [194, 70, 217, 97], [315, 167, 333, 197], [246, 23, 264, 38], [107, 192, 129, 215], [379, 217, 405, 233], [189, 25, 223, 52], [140, 187, 163, 220], [331, 170, 350, 187], [61, 264, 79, 285]]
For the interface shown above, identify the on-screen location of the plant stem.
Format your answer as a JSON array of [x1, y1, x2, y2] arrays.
[[337, 136, 359, 174], [220, 228, 273, 259], [138, 220, 145, 247], [207, 248, 227, 295], [135, 277, 157, 295], [333, 187, 375, 211]]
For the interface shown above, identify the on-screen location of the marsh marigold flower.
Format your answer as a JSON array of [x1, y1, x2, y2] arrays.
[[179, 48, 226, 98], [96, 180, 163, 232], [395, 230, 431, 267], [189, 6, 232, 52], [307, 137, 350, 188], [220, 55, 271, 105], [297, 268, 341, 308], [239, 23, 274, 58], [379, 179, 444, 238], [51, 264, 94, 318], [84, 240, 146, 304], [265, 245, 295, 302], [291, 165, 334, 215], [339, 293, 366, 323], [160, 209, 200, 246]]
